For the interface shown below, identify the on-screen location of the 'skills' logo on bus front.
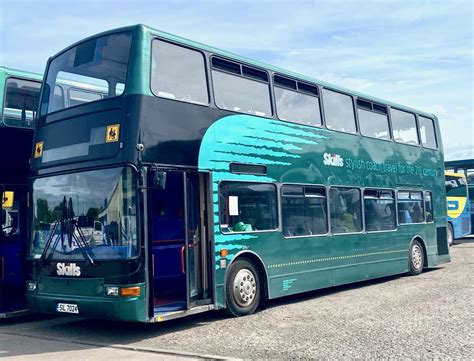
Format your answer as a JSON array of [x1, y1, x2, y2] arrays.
[[56, 263, 81, 277], [323, 152, 344, 167]]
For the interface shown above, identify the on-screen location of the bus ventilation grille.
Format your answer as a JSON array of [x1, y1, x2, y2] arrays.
[[436, 226, 449, 255]]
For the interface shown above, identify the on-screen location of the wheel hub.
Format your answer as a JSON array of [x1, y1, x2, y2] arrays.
[[412, 244, 422, 270], [233, 268, 257, 307]]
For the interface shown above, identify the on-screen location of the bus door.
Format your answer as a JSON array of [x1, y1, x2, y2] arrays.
[[149, 170, 210, 314], [184, 171, 211, 308], [0, 186, 28, 316]]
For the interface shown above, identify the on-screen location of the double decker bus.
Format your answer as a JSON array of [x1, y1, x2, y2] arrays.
[[445, 172, 471, 244], [27, 25, 450, 322], [446, 159, 474, 233], [0, 67, 42, 318]]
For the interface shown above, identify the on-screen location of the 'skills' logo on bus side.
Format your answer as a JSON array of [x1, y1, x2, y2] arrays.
[[323, 153, 344, 167], [56, 263, 81, 277]]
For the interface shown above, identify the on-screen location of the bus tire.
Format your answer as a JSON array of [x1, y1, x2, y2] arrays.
[[225, 258, 261, 317], [447, 223, 454, 246], [408, 239, 424, 276]]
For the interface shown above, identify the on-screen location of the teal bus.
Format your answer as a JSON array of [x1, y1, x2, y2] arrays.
[[0, 66, 42, 318], [27, 25, 450, 322], [445, 172, 471, 244]]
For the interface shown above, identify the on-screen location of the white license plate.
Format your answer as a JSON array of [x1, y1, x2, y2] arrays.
[[56, 303, 79, 314]]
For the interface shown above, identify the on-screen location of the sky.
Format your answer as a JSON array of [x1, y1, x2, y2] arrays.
[[1, 0, 472, 160]]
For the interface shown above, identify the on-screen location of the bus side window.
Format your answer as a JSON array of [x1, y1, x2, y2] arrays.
[[151, 39, 209, 106], [364, 190, 396, 232], [418, 116, 437, 149], [329, 187, 362, 234], [322, 89, 357, 134], [391, 109, 419, 145], [212, 57, 272, 117], [424, 191, 434, 222], [281, 185, 327, 237], [398, 191, 424, 224], [219, 181, 278, 233]]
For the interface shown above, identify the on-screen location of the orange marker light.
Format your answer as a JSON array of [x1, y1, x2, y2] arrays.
[[220, 249, 229, 257], [120, 286, 141, 297]]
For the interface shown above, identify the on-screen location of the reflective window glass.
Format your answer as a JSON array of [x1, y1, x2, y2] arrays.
[[219, 182, 277, 232], [364, 190, 396, 231], [151, 40, 209, 105], [329, 187, 362, 233], [418, 116, 437, 149], [281, 185, 327, 237], [397, 191, 424, 224], [322, 89, 356, 133], [213, 70, 271, 117], [3, 77, 41, 128], [391, 108, 419, 145], [275, 87, 321, 127], [358, 108, 390, 140]]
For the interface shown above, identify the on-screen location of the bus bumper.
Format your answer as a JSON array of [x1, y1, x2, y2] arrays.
[[26, 283, 148, 322]]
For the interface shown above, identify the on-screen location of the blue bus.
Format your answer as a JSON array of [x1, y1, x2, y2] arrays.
[[445, 172, 471, 244], [0, 66, 42, 318]]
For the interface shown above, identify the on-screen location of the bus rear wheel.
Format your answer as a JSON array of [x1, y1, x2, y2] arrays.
[[447, 223, 454, 246], [408, 240, 424, 276], [225, 258, 261, 317]]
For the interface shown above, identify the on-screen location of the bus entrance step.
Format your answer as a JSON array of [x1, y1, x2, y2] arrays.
[[154, 302, 186, 313], [153, 304, 215, 322]]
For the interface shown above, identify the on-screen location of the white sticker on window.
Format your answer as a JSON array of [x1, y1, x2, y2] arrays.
[[229, 196, 239, 216]]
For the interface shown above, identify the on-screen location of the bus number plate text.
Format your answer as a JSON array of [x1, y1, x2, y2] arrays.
[[56, 303, 79, 314]]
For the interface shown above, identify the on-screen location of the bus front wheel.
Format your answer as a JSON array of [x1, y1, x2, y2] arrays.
[[225, 258, 261, 317], [447, 223, 454, 246], [408, 240, 425, 276]]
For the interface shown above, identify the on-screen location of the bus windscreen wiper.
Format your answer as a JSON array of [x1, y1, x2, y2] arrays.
[[41, 197, 95, 266]]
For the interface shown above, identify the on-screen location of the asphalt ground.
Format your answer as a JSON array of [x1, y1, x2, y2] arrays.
[[1, 238, 472, 359]]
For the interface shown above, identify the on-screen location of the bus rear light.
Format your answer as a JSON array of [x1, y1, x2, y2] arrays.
[[120, 286, 141, 297]]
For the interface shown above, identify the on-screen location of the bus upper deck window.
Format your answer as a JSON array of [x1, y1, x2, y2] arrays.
[[322, 89, 356, 134], [151, 40, 209, 106], [391, 108, 419, 145], [40, 32, 132, 116], [3, 78, 41, 128], [418, 116, 437, 149]]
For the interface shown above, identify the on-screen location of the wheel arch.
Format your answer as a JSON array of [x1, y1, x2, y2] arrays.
[[224, 250, 270, 305]]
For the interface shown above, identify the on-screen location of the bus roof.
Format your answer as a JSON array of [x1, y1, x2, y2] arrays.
[[0, 66, 43, 82], [49, 24, 437, 120]]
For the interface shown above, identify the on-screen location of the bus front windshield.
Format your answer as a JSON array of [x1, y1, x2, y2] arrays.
[[445, 175, 467, 197], [30, 167, 138, 261], [40, 32, 132, 116]]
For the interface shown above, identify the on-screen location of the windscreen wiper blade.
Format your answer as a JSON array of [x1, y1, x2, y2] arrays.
[[39, 219, 61, 264], [65, 219, 95, 266]]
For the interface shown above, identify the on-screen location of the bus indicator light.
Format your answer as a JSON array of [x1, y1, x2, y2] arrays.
[[120, 286, 141, 297], [220, 249, 229, 257], [106, 124, 120, 143], [34, 142, 43, 158]]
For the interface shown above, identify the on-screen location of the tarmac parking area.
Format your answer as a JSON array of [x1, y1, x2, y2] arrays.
[[1, 238, 472, 359]]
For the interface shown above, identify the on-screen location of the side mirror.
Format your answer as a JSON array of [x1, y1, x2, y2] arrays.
[[153, 171, 166, 190]]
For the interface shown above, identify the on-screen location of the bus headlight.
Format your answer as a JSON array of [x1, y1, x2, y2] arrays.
[[27, 281, 37, 292], [105, 286, 119, 296]]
